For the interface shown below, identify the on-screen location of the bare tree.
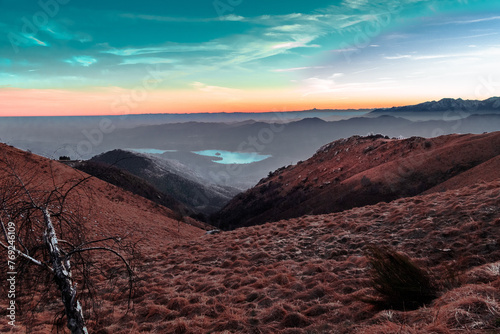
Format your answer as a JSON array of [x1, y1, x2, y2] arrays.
[[0, 153, 134, 333]]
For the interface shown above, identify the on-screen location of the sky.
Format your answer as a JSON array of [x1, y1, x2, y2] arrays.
[[1, 0, 500, 116]]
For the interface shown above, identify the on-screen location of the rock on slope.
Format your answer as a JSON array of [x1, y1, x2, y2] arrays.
[[214, 131, 500, 229]]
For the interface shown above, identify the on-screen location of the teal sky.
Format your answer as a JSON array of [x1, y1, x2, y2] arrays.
[[1, 0, 500, 115]]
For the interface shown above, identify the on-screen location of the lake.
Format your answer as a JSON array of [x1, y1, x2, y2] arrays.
[[192, 150, 272, 164]]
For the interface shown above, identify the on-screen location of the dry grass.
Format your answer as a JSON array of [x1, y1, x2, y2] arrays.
[[1, 143, 499, 333]]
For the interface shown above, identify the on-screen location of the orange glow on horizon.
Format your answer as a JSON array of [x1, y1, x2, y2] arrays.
[[0, 87, 431, 117]]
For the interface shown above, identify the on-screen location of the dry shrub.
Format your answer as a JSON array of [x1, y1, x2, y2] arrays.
[[441, 296, 500, 330], [435, 285, 500, 330], [142, 304, 169, 323], [212, 319, 242, 332], [358, 321, 421, 334], [172, 320, 189, 334], [241, 276, 259, 286], [297, 285, 327, 301], [435, 284, 500, 307], [262, 305, 288, 323], [246, 291, 265, 302], [167, 297, 189, 311], [251, 251, 270, 261], [223, 276, 242, 289], [363, 245, 437, 310], [303, 304, 330, 317], [179, 304, 204, 318], [206, 286, 226, 296], [251, 278, 267, 289], [303, 263, 326, 275], [258, 297, 273, 308], [281, 312, 311, 328], [422, 323, 452, 334]]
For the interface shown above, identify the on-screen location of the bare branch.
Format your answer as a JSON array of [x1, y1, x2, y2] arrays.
[[66, 246, 134, 309], [0, 239, 48, 269]]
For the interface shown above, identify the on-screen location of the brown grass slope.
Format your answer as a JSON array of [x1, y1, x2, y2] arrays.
[[0, 144, 205, 252], [0, 144, 206, 333], [214, 131, 500, 229], [422, 155, 500, 195], [1, 140, 499, 333], [11, 179, 498, 333]]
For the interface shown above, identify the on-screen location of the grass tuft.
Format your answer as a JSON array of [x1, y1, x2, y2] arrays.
[[363, 245, 437, 310]]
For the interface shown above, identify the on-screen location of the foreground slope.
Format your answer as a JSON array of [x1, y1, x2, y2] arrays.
[[9, 179, 499, 333], [214, 132, 500, 229]]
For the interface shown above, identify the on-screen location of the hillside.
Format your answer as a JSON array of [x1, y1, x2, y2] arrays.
[[0, 144, 205, 250], [7, 178, 499, 333], [214, 132, 500, 229], [73, 160, 191, 218], [90, 149, 240, 215]]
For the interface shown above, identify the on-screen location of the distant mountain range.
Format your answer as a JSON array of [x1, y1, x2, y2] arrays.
[[371, 97, 500, 113]]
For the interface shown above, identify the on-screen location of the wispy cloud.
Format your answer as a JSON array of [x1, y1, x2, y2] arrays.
[[384, 54, 412, 60], [271, 40, 320, 49], [119, 57, 176, 65], [192, 82, 242, 100], [221, 14, 245, 22], [65, 56, 97, 67], [384, 48, 500, 61], [119, 13, 245, 23], [12, 33, 50, 48], [101, 43, 230, 56], [272, 66, 327, 72], [301, 73, 344, 96], [433, 15, 500, 25]]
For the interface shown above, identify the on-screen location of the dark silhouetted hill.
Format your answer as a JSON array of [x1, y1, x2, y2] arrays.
[[90, 150, 239, 215]]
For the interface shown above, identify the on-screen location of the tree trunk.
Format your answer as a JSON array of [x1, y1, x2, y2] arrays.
[[42, 208, 88, 334]]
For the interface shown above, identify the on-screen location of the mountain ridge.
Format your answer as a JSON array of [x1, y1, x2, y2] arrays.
[[371, 97, 500, 113], [213, 131, 500, 229]]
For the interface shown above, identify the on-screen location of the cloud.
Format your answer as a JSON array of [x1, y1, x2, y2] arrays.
[[101, 43, 230, 56], [433, 15, 500, 25], [119, 13, 245, 23], [384, 48, 500, 61], [272, 66, 327, 72], [65, 56, 97, 67], [271, 24, 305, 32], [341, 0, 370, 9], [9, 33, 50, 48], [192, 82, 242, 100], [220, 14, 245, 22], [301, 73, 344, 96], [271, 40, 320, 49], [384, 54, 412, 59], [119, 57, 176, 65]]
